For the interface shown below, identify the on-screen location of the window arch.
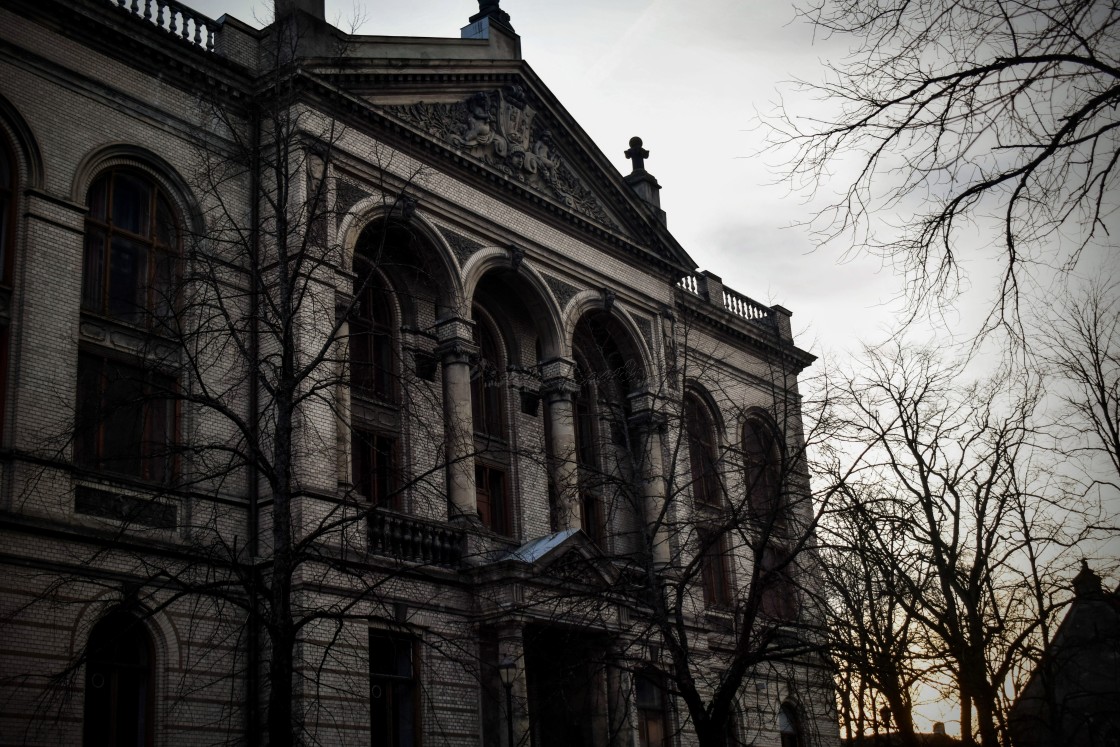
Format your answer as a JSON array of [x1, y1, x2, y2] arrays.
[[743, 415, 782, 525], [684, 390, 721, 507], [83, 169, 180, 326], [83, 610, 155, 747]]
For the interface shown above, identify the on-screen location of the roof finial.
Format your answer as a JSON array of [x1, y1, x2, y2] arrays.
[[470, 0, 512, 28], [625, 136, 649, 173]]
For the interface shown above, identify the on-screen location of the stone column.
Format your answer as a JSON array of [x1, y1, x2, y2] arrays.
[[629, 391, 670, 567], [497, 623, 531, 747], [436, 317, 478, 522], [541, 357, 581, 532]]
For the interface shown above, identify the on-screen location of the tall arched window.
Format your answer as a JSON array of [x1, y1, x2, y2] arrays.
[[743, 416, 782, 525], [778, 704, 802, 747], [0, 136, 14, 286], [471, 317, 504, 441], [77, 170, 180, 490], [572, 358, 603, 545], [471, 313, 511, 535], [83, 610, 155, 747], [351, 277, 395, 403], [0, 136, 16, 438], [685, 391, 721, 506], [83, 170, 179, 325], [350, 225, 404, 511]]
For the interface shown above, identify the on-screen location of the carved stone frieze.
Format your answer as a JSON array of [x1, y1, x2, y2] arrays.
[[543, 274, 580, 309], [335, 178, 371, 222], [437, 226, 485, 265], [387, 86, 618, 230]]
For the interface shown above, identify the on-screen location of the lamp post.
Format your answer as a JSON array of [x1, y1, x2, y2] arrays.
[[497, 659, 516, 747]]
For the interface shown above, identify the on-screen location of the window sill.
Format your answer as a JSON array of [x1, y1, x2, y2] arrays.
[[73, 480, 178, 531]]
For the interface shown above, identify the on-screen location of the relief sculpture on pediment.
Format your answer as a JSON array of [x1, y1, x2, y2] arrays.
[[389, 86, 618, 230]]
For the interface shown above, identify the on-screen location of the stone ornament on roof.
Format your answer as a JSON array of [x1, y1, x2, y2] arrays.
[[388, 86, 618, 230]]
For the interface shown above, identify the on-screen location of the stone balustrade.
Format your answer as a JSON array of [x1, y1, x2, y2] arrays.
[[368, 508, 465, 568], [722, 287, 773, 325], [678, 272, 776, 328], [111, 0, 218, 52]]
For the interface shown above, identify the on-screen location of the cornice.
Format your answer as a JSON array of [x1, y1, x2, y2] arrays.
[[676, 290, 816, 371]]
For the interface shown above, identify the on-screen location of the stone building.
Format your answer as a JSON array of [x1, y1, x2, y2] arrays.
[[0, 0, 838, 745], [1009, 563, 1120, 747]]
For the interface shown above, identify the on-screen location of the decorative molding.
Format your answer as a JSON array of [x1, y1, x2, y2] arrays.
[[542, 274, 580, 309], [335, 177, 371, 219], [634, 315, 655, 355], [437, 226, 485, 265], [387, 86, 618, 229]]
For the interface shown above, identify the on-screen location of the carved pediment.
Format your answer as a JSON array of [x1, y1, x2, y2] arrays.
[[386, 86, 619, 230]]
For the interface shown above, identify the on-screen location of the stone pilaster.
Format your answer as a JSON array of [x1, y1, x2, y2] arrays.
[[629, 391, 670, 567], [541, 357, 580, 532]]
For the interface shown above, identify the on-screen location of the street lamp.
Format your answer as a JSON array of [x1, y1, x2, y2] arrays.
[[497, 659, 516, 747]]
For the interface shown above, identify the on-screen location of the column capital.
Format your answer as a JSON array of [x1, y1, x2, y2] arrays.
[[434, 317, 478, 363], [434, 316, 476, 344], [540, 357, 579, 399]]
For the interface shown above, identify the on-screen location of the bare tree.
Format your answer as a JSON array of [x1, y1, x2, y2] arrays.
[[775, 0, 1120, 330], [1038, 280, 1120, 502], [816, 344, 1090, 747], [818, 481, 925, 747]]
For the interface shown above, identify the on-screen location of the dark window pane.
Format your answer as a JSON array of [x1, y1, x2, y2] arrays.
[[82, 230, 106, 313], [111, 172, 151, 236], [103, 362, 145, 477], [88, 174, 109, 222], [354, 431, 396, 507], [84, 172, 179, 325], [108, 237, 147, 322], [155, 194, 177, 247], [75, 353, 174, 484]]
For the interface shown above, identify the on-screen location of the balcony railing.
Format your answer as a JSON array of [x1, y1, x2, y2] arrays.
[[722, 287, 772, 324], [368, 508, 464, 568], [110, 0, 218, 52], [677, 272, 775, 328]]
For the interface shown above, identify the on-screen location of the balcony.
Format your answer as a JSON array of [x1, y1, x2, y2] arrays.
[[368, 508, 464, 568]]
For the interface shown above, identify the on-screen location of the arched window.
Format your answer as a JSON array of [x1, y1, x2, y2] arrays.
[[471, 313, 511, 535], [83, 170, 179, 325], [471, 317, 505, 441], [0, 137, 16, 439], [760, 546, 800, 622], [77, 170, 180, 489], [0, 136, 14, 286], [685, 391, 721, 506], [743, 416, 782, 525], [573, 358, 604, 545], [778, 704, 802, 747], [351, 283, 395, 402], [83, 610, 155, 747]]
